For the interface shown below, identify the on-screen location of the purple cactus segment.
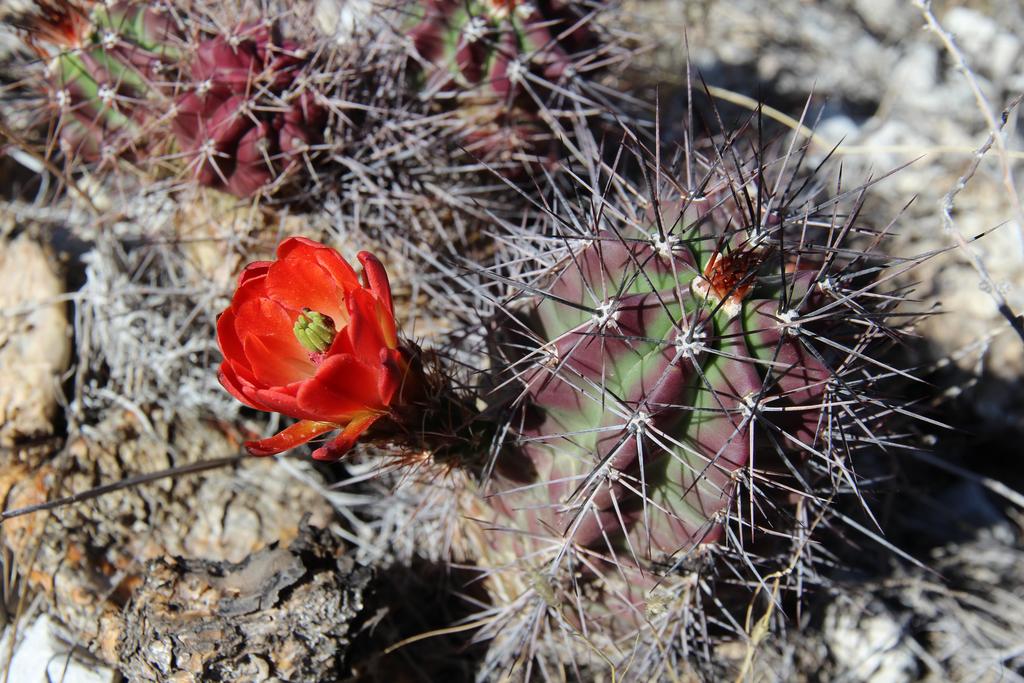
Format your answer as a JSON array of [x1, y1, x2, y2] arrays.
[[745, 301, 830, 400], [405, 0, 599, 166], [456, 106, 554, 163], [741, 268, 837, 443], [507, 283, 755, 553], [485, 31, 521, 100], [496, 203, 855, 562], [407, 2, 449, 66], [607, 313, 760, 554], [172, 24, 325, 197], [190, 25, 304, 88], [506, 301, 764, 555], [528, 293, 690, 412], [518, 2, 591, 81], [408, 0, 593, 101], [280, 91, 324, 154]]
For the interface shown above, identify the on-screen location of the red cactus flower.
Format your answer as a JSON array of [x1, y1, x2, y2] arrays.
[[217, 237, 417, 461]]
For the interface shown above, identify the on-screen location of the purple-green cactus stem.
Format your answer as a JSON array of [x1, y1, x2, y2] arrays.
[[493, 188, 845, 569], [44, 1, 181, 161], [408, 0, 594, 103], [406, 0, 597, 166]]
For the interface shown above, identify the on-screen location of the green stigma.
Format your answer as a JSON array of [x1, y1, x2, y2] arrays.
[[293, 308, 337, 354]]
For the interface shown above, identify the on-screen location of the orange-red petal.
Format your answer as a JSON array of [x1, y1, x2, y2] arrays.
[[297, 353, 385, 421], [237, 261, 271, 287], [265, 256, 345, 323], [345, 288, 388, 367], [245, 419, 338, 456], [278, 237, 360, 290], [310, 412, 383, 461], [218, 365, 266, 411], [358, 251, 398, 348], [242, 334, 313, 386], [233, 295, 304, 345], [357, 251, 393, 314], [377, 348, 407, 407], [216, 307, 249, 375], [316, 246, 361, 291]]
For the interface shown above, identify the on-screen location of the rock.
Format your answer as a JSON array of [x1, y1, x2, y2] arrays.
[[906, 530, 1024, 681], [314, 0, 377, 43], [815, 115, 861, 149], [0, 615, 117, 683], [944, 7, 1022, 83], [851, 0, 916, 38], [824, 595, 919, 683], [0, 235, 70, 460]]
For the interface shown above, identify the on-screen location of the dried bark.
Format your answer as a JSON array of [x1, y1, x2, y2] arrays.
[[116, 523, 370, 682]]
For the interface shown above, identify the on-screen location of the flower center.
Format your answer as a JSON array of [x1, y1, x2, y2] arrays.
[[293, 308, 336, 354], [696, 249, 766, 306]]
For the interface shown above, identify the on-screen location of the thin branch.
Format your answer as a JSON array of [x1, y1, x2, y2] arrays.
[[0, 455, 244, 523]]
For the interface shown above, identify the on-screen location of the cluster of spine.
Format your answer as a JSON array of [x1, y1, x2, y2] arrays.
[[20, 0, 615, 200]]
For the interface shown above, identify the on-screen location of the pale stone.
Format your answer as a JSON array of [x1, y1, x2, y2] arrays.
[[826, 598, 919, 683], [0, 236, 70, 454], [314, 0, 376, 44], [1, 616, 116, 683], [944, 7, 1022, 81]]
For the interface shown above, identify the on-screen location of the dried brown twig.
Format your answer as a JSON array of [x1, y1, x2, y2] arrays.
[[0, 455, 243, 523], [913, 0, 1024, 344], [937, 94, 1024, 344]]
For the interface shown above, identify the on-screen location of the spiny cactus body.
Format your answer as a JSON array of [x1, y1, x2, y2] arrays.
[[41, 0, 181, 161], [494, 192, 838, 567], [434, 131, 927, 678], [408, 0, 594, 101], [26, 2, 327, 197], [406, 0, 600, 166]]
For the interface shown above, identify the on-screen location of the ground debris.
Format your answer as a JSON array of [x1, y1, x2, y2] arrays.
[[1, 409, 336, 663]]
